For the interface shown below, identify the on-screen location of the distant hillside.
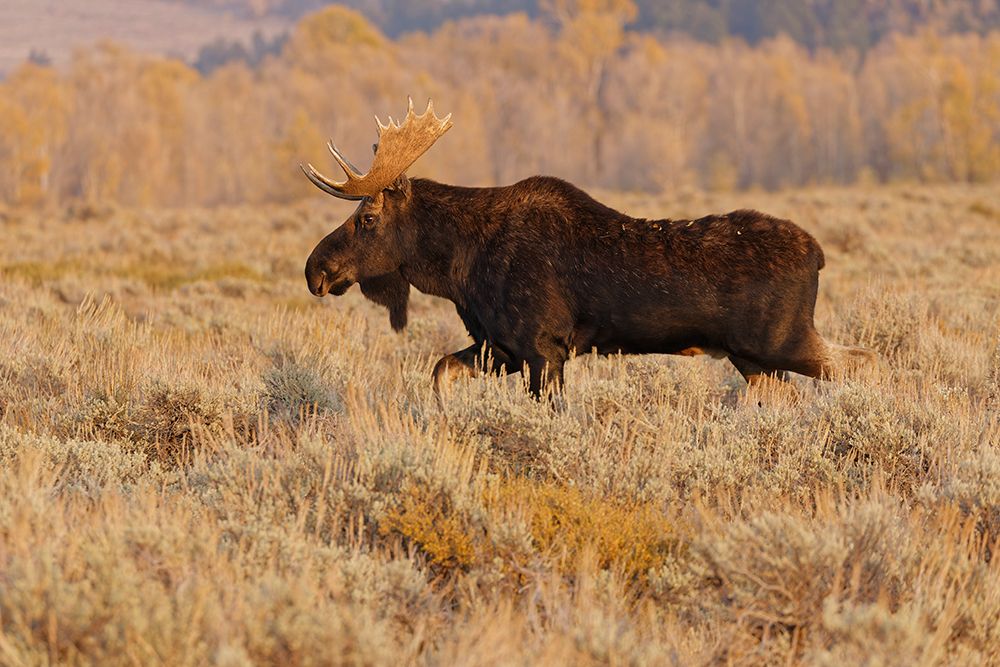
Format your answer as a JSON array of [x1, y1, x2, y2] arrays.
[[0, 0, 288, 76], [167, 0, 1000, 48]]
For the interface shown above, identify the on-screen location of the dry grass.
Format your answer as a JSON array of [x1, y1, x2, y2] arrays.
[[0, 183, 998, 665]]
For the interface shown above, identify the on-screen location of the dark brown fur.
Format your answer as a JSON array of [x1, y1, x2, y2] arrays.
[[305, 175, 872, 396]]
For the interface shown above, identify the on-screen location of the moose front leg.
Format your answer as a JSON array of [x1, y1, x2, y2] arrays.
[[525, 356, 565, 399], [432, 342, 513, 397], [524, 335, 568, 399]]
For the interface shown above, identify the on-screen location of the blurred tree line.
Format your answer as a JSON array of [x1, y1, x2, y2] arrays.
[[173, 0, 1000, 48], [638, 0, 1000, 50], [1, 2, 999, 206]]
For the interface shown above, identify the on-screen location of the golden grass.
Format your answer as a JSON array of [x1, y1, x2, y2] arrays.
[[381, 477, 683, 578], [0, 184, 998, 665], [0, 258, 265, 290]]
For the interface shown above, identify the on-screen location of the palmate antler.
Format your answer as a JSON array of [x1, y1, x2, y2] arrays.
[[301, 97, 453, 201]]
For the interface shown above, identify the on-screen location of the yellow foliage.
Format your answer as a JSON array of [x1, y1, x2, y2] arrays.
[[542, 0, 637, 24], [380, 482, 477, 569], [381, 476, 681, 580], [495, 479, 681, 579], [272, 109, 327, 201], [285, 6, 386, 70], [0, 68, 56, 205]]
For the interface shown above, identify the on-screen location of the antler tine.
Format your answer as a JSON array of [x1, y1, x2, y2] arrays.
[[327, 141, 363, 178], [300, 164, 365, 201]]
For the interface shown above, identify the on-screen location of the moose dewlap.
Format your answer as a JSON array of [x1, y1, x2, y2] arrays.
[[302, 98, 873, 397]]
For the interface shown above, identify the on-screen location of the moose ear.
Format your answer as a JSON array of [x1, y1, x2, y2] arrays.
[[385, 173, 411, 198], [359, 271, 410, 331]]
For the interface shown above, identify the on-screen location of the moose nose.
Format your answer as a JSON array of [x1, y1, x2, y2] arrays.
[[308, 269, 331, 297]]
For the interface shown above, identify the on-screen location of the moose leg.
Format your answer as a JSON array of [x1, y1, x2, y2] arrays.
[[432, 348, 478, 396], [820, 342, 878, 378], [728, 355, 790, 386], [525, 357, 565, 399], [729, 354, 800, 405], [763, 330, 876, 380], [432, 342, 514, 396], [524, 335, 569, 399]]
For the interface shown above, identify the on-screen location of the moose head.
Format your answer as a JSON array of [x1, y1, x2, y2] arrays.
[[301, 98, 452, 330]]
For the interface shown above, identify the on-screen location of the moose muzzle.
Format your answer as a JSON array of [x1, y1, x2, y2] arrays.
[[306, 267, 354, 297], [307, 269, 331, 297]]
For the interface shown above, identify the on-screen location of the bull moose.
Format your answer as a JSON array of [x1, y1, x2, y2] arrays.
[[302, 99, 873, 397]]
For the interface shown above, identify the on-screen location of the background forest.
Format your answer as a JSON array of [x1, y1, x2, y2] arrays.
[[1, 0, 999, 207], [177, 0, 1000, 47]]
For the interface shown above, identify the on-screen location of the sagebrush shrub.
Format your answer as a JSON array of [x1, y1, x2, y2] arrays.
[[820, 384, 941, 491], [806, 600, 936, 667], [935, 447, 1000, 540], [844, 289, 925, 362], [140, 381, 225, 448], [445, 384, 584, 478], [670, 403, 835, 502], [0, 425, 163, 494], [70, 381, 249, 464], [262, 354, 344, 421], [698, 500, 914, 661]]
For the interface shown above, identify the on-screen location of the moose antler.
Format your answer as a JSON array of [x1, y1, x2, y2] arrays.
[[301, 97, 453, 201]]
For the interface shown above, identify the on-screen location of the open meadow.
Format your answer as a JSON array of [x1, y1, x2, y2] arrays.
[[0, 183, 998, 665]]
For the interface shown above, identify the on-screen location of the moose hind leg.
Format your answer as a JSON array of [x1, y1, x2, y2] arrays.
[[433, 343, 514, 397], [728, 354, 791, 386], [729, 354, 800, 404], [756, 329, 875, 380], [815, 341, 878, 379]]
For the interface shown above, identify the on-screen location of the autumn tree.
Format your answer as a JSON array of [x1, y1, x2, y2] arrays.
[[543, 0, 637, 183], [0, 64, 68, 204]]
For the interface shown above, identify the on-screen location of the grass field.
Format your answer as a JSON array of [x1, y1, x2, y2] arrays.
[[0, 184, 998, 665]]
